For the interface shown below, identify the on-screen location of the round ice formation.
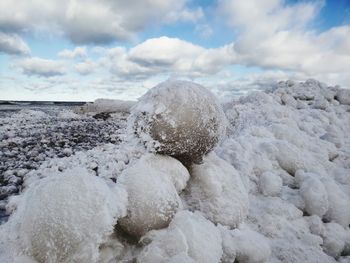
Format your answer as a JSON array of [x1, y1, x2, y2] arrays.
[[12, 168, 127, 263], [221, 225, 271, 263], [322, 178, 350, 228], [322, 223, 346, 258], [130, 80, 227, 164], [188, 153, 249, 228], [300, 177, 329, 217], [259, 171, 282, 197], [118, 154, 190, 238], [138, 211, 222, 263], [335, 89, 350, 105]]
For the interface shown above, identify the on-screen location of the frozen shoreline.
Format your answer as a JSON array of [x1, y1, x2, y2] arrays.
[[0, 79, 350, 263]]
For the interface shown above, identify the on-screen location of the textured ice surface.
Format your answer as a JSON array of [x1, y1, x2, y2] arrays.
[[186, 152, 248, 227], [1, 168, 127, 263], [138, 211, 222, 263], [0, 79, 349, 263], [129, 80, 227, 164], [118, 154, 189, 238]]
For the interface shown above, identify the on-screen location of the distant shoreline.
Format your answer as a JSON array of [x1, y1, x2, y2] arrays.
[[0, 100, 88, 106]]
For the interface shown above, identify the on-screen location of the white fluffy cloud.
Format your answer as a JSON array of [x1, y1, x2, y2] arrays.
[[17, 57, 66, 77], [0, 32, 30, 55], [218, 0, 350, 75], [74, 60, 97, 75], [0, 0, 202, 44], [107, 36, 236, 79], [58, 47, 87, 59]]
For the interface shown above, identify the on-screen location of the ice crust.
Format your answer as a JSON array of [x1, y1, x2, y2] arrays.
[[2, 168, 127, 263], [0, 79, 350, 263], [129, 80, 227, 164], [118, 154, 189, 237], [187, 152, 249, 227]]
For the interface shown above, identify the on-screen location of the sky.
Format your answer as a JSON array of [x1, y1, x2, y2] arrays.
[[0, 0, 349, 101]]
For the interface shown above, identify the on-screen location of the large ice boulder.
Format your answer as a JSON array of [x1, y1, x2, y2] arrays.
[[187, 153, 249, 227], [138, 211, 222, 263], [118, 154, 190, 238], [129, 80, 227, 164], [11, 168, 127, 263]]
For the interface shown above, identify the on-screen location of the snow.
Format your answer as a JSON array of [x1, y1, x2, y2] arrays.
[[299, 175, 329, 217], [2, 168, 127, 263], [0, 79, 350, 263], [186, 152, 249, 227], [259, 171, 282, 197], [220, 224, 271, 263], [129, 80, 227, 164], [118, 154, 189, 238], [138, 211, 222, 263], [336, 89, 350, 105]]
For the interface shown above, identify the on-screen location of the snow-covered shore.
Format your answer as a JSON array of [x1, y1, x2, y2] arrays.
[[0, 79, 349, 263]]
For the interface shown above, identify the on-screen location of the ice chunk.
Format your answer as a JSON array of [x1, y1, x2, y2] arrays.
[[322, 178, 350, 228], [9, 168, 127, 263], [259, 171, 282, 197], [221, 225, 271, 263], [118, 154, 189, 237], [300, 177, 329, 217], [335, 89, 350, 105], [187, 152, 249, 227], [129, 80, 227, 164], [322, 222, 346, 258], [138, 211, 222, 263]]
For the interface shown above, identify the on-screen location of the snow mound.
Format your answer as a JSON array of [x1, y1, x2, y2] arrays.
[[220, 225, 271, 263], [335, 89, 350, 105], [138, 211, 222, 263], [129, 80, 227, 164], [118, 154, 189, 238], [299, 175, 329, 217], [8, 168, 127, 263], [322, 222, 347, 258], [322, 178, 350, 228], [259, 171, 282, 197], [76, 98, 136, 114], [187, 152, 249, 227]]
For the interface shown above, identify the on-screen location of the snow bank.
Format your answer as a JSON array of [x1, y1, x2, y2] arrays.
[[186, 152, 249, 227], [129, 80, 227, 164], [76, 98, 136, 114], [118, 154, 189, 238], [138, 211, 222, 263], [6, 168, 127, 263], [1, 79, 349, 263]]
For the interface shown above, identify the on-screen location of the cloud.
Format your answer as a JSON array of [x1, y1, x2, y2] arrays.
[[0, 32, 30, 55], [0, 0, 202, 44], [74, 60, 96, 75], [107, 36, 236, 79], [217, 0, 350, 76], [58, 46, 87, 59], [17, 57, 66, 77]]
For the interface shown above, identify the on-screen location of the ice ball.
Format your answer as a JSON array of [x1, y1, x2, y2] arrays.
[[129, 80, 227, 164]]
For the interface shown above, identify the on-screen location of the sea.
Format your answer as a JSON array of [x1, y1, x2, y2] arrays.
[[0, 100, 87, 117]]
